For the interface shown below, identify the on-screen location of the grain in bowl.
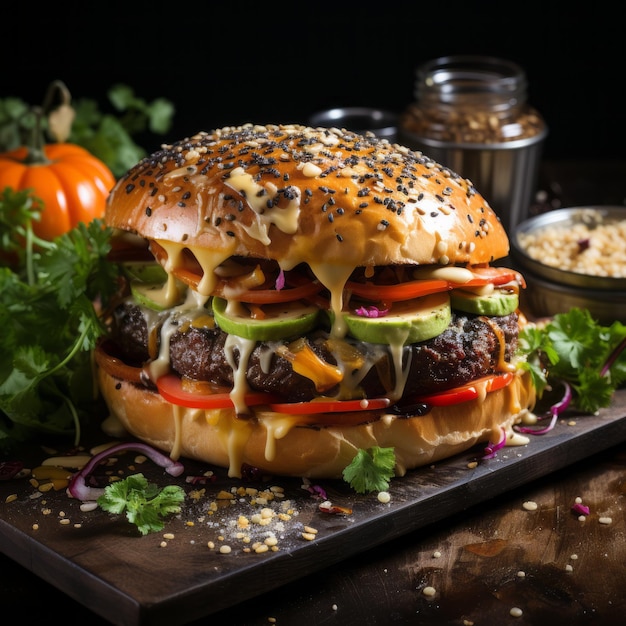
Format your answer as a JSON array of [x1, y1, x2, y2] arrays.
[[511, 207, 626, 323], [516, 208, 626, 279]]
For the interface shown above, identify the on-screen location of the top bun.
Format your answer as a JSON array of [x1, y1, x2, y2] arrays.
[[106, 124, 509, 270]]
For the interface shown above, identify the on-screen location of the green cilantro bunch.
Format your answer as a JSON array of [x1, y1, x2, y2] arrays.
[[517, 307, 626, 415], [0, 188, 122, 450]]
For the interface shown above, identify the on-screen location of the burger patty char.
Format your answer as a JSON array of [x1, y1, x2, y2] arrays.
[[112, 302, 520, 402]]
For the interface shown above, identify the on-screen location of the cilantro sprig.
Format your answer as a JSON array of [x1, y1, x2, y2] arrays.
[[517, 308, 626, 415], [0, 188, 122, 450], [343, 446, 395, 494], [98, 473, 185, 536]]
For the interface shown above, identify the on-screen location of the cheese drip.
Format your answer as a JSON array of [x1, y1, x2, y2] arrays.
[[147, 288, 211, 382], [225, 167, 301, 245], [223, 334, 257, 415]]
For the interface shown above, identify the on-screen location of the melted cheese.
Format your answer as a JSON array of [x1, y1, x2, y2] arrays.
[[225, 167, 301, 244], [139, 237, 527, 476], [308, 261, 354, 338], [223, 334, 257, 415]]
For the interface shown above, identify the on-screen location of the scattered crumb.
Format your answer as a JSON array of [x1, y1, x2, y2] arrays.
[[510, 607, 523, 617], [565, 564, 573, 572], [422, 586, 436, 597], [377, 491, 391, 504], [517, 570, 526, 578], [432, 550, 442, 558], [522, 501, 538, 511], [467, 461, 478, 469], [599, 517, 613, 525]]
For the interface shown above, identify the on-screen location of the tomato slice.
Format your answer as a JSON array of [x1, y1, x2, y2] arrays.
[[156, 372, 514, 413], [214, 279, 323, 304], [346, 278, 449, 302], [156, 374, 279, 409], [413, 372, 515, 407], [269, 397, 391, 414], [346, 267, 523, 303]]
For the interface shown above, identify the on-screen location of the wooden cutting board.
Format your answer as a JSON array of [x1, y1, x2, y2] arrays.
[[2, 391, 626, 626]]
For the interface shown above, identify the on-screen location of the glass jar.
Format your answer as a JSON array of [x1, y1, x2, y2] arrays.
[[401, 55, 545, 146], [398, 55, 548, 234]]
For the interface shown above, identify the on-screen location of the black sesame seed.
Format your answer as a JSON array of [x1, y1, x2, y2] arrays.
[[145, 207, 152, 216], [336, 233, 343, 242], [125, 183, 135, 194], [226, 230, 235, 237]]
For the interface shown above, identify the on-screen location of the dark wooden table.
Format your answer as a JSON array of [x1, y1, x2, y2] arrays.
[[2, 440, 626, 626], [2, 161, 625, 625]]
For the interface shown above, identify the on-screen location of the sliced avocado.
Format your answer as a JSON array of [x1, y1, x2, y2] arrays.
[[212, 297, 319, 341], [130, 280, 182, 311], [450, 289, 518, 316], [122, 261, 168, 284], [344, 292, 451, 345]]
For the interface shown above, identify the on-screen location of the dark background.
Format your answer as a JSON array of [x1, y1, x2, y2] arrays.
[[3, 1, 625, 162]]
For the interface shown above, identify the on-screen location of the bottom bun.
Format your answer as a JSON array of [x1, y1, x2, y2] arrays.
[[97, 367, 536, 479]]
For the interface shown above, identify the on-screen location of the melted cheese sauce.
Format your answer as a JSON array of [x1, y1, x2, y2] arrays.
[[225, 167, 301, 245], [136, 239, 526, 476]]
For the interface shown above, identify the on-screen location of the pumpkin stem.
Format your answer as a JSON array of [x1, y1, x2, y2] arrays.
[[42, 80, 76, 144], [20, 80, 76, 165]]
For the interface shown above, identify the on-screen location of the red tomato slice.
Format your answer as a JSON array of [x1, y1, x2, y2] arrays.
[[157, 372, 513, 413], [269, 397, 391, 415], [346, 267, 522, 303], [156, 374, 279, 409], [346, 278, 449, 302], [414, 372, 514, 407], [214, 279, 323, 304]]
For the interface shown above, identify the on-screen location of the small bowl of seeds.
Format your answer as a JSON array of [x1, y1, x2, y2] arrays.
[[511, 206, 626, 322]]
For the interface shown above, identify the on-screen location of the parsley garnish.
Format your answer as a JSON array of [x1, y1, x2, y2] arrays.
[[0, 188, 122, 450], [517, 308, 626, 415], [342, 446, 396, 494], [97, 473, 185, 536]]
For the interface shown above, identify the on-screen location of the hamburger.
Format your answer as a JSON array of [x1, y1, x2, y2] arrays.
[[95, 124, 535, 480]]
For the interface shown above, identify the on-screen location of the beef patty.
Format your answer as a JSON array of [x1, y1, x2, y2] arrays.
[[110, 302, 519, 403]]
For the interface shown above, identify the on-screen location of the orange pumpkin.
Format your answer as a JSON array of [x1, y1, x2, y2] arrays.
[[0, 143, 116, 240]]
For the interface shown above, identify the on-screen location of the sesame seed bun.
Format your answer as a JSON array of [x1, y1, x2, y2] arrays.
[[105, 124, 509, 270]]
